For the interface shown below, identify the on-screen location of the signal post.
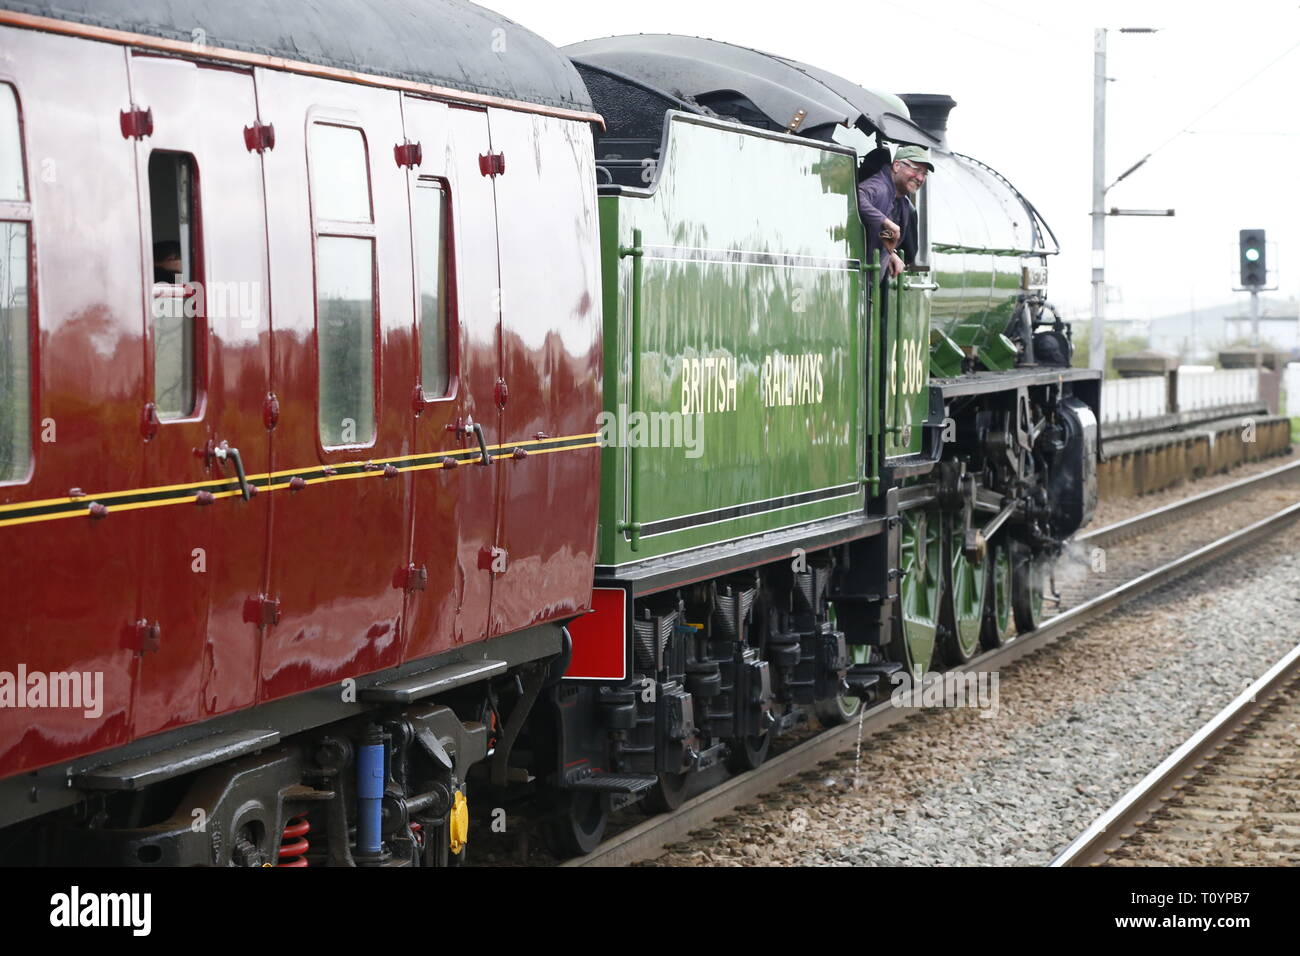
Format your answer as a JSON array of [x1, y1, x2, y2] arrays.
[[1237, 229, 1269, 346]]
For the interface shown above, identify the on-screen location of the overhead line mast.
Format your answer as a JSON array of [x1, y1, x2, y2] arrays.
[[1090, 27, 1165, 375]]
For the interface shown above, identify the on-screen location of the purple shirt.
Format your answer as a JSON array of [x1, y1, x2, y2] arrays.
[[857, 163, 908, 267]]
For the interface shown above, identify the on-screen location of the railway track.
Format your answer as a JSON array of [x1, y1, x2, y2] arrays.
[[565, 479, 1300, 867], [1076, 457, 1300, 550], [1051, 641, 1300, 866]]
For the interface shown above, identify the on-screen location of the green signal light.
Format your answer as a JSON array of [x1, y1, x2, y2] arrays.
[[1246, 248, 1260, 262]]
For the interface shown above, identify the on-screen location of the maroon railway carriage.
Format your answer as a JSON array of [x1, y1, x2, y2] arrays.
[[0, 0, 602, 863]]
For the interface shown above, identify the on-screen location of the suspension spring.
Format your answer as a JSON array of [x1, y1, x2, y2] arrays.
[[277, 816, 311, 867]]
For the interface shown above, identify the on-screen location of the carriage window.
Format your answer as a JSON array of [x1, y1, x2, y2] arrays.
[[0, 85, 24, 201], [317, 236, 376, 447], [310, 124, 372, 223], [414, 180, 450, 397], [311, 122, 376, 447], [0, 223, 30, 483], [148, 151, 200, 420]]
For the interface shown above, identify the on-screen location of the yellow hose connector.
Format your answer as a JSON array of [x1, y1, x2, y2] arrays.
[[449, 790, 469, 856]]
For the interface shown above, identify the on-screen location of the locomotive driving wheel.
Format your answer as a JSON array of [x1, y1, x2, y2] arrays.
[[981, 537, 1014, 648], [1010, 539, 1046, 634], [942, 514, 986, 664], [889, 507, 943, 677]]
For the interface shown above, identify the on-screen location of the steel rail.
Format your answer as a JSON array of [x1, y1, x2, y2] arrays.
[[1051, 639, 1300, 867], [1078, 456, 1300, 550], [567, 499, 1300, 867]]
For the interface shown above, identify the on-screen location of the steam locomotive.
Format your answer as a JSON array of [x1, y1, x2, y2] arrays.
[[0, 0, 1097, 864]]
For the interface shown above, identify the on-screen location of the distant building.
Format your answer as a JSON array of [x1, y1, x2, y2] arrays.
[[1141, 297, 1300, 361]]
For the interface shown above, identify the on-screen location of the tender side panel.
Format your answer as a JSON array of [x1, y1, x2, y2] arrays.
[[597, 116, 867, 567]]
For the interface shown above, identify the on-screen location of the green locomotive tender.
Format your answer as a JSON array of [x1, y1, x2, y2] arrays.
[[536, 35, 1099, 855]]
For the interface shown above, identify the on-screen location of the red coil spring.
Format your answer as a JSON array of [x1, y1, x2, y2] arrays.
[[277, 816, 310, 867]]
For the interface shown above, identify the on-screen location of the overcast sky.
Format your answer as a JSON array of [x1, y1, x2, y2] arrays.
[[483, 0, 1300, 323]]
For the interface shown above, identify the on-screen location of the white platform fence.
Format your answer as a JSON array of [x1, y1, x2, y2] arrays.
[[1285, 363, 1300, 417], [1101, 367, 1261, 425]]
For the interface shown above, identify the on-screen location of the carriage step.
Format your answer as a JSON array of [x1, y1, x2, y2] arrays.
[[75, 729, 281, 790], [361, 659, 508, 703], [568, 773, 658, 795]]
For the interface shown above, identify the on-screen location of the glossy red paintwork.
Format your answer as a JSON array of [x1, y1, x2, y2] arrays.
[[401, 98, 499, 665], [256, 70, 413, 701], [0, 23, 602, 780], [128, 53, 270, 736], [488, 108, 602, 637], [0, 31, 143, 774]]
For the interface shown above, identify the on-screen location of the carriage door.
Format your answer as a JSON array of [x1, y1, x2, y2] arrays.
[[127, 54, 271, 737], [399, 97, 501, 661], [485, 109, 603, 637]]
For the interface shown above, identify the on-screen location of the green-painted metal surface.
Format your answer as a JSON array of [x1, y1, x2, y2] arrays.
[[982, 332, 1019, 371], [897, 507, 940, 675], [864, 252, 881, 493], [926, 150, 1046, 371], [884, 272, 930, 457], [596, 114, 868, 567], [946, 514, 984, 660], [932, 243, 1038, 257], [929, 328, 964, 379], [987, 538, 1013, 645]]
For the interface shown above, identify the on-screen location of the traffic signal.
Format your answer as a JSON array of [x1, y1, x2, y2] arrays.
[[1239, 229, 1266, 287]]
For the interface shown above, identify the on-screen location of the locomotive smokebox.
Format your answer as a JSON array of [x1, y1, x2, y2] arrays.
[[898, 94, 956, 151]]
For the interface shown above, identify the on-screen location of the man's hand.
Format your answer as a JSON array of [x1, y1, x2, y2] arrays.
[[887, 252, 905, 277], [880, 217, 900, 252]]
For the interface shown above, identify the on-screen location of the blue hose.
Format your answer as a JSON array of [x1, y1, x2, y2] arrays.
[[357, 727, 384, 856]]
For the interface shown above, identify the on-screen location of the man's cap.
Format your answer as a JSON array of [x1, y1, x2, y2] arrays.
[[894, 145, 935, 172]]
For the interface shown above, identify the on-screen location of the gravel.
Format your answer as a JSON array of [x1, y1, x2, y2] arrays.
[[644, 522, 1300, 867], [1108, 689, 1300, 866]]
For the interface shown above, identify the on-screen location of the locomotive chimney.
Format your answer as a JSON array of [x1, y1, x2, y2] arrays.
[[898, 93, 956, 152]]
